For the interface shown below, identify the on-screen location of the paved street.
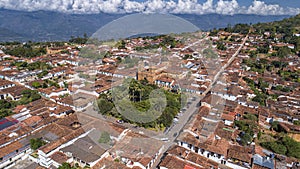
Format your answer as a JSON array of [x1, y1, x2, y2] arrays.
[[151, 32, 249, 169], [78, 31, 249, 169]]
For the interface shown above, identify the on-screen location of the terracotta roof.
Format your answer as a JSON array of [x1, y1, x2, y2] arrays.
[[0, 79, 14, 87], [39, 128, 85, 154], [227, 145, 252, 163], [52, 105, 73, 115], [0, 141, 23, 158], [23, 116, 42, 126], [184, 165, 198, 169], [13, 105, 26, 113], [50, 151, 68, 164], [92, 157, 131, 169], [221, 113, 235, 121], [110, 131, 163, 167], [159, 154, 204, 169]]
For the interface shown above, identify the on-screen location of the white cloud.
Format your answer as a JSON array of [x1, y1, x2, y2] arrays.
[[0, 0, 299, 15], [215, 0, 239, 15], [247, 0, 284, 15]]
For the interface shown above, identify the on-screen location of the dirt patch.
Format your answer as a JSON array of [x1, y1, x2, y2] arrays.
[[289, 133, 300, 142]]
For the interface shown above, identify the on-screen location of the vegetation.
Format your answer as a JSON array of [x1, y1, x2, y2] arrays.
[[257, 45, 269, 54], [0, 89, 42, 118], [4, 43, 46, 58], [260, 136, 300, 159], [98, 131, 111, 144], [218, 14, 300, 54], [18, 90, 41, 105], [30, 138, 47, 150], [11, 61, 52, 71], [58, 162, 77, 169], [271, 85, 292, 93], [96, 79, 182, 129], [37, 70, 49, 78], [183, 54, 192, 60], [96, 95, 114, 115], [44, 79, 60, 88], [69, 34, 88, 44], [243, 77, 268, 106], [135, 35, 181, 51], [224, 23, 250, 34], [294, 120, 300, 126], [0, 109, 14, 119], [0, 100, 14, 118], [234, 113, 258, 145], [216, 42, 227, 50]]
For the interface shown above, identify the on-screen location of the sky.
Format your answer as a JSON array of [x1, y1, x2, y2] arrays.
[[0, 0, 300, 15]]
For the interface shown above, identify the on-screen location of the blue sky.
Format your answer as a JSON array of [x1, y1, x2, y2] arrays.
[[1, 0, 300, 15]]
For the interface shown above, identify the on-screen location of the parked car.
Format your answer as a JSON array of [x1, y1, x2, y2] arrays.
[[116, 120, 124, 124]]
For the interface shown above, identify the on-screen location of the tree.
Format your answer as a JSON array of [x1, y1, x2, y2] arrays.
[[282, 136, 300, 159], [58, 162, 75, 169], [0, 100, 12, 109], [63, 81, 68, 89], [271, 121, 280, 131], [0, 109, 14, 119], [97, 98, 114, 115], [19, 90, 41, 105], [69, 34, 88, 44], [3, 45, 46, 58], [294, 120, 300, 125], [239, 132, 252, 145], [257, 45, 269, 54], [98, 131, 111, 144], [32, 82, 41, 88], [217, 42, 227, 50], [257, 131, 262, 140], [30, 138, 46, 150], [277, 47, 291, 58], [243, 113, 258, 121], [37, 70, 49, 78], [261, 142, 287, 155], [118, 40, 126, 49]]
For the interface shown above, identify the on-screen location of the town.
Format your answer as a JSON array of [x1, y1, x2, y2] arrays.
[[0, 14, 300, 169]]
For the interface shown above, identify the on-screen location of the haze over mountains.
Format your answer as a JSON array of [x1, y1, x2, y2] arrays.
[[0, 9, 291, 42]]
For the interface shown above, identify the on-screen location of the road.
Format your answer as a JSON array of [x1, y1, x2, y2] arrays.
[[151, 32, 249, 169], [77, 31, 248, 169]]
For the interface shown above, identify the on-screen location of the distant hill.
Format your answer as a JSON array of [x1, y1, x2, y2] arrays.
[[253, 14, 300, 33], [0, 9, 292, 42]]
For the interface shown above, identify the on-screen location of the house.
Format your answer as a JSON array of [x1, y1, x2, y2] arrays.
[[177, 132, 229, 166], [49, 151, 70, 168], [155, 76, 175, 89], [0, 79, 15, 90], [158, 145, 225, 169], [0, 139, 31, 169], [1, 85, 28, 100], [38, 87, 70, 98], [252, 154, 274, 169], [92, 156, 131, 169], [49, 105, 74, 118], [221, 113, 235, 126], [158, 154, 204, 169], [227, 145, 252, 168], [102, 58, 117, 65], [0, 117, 19, 131], [110, 131, 164, 169], [37, 128, 89, 168], [60, 134, 106, 168]]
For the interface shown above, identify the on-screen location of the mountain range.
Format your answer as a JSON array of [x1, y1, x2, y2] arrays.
[[0, 9, 292, 42]]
